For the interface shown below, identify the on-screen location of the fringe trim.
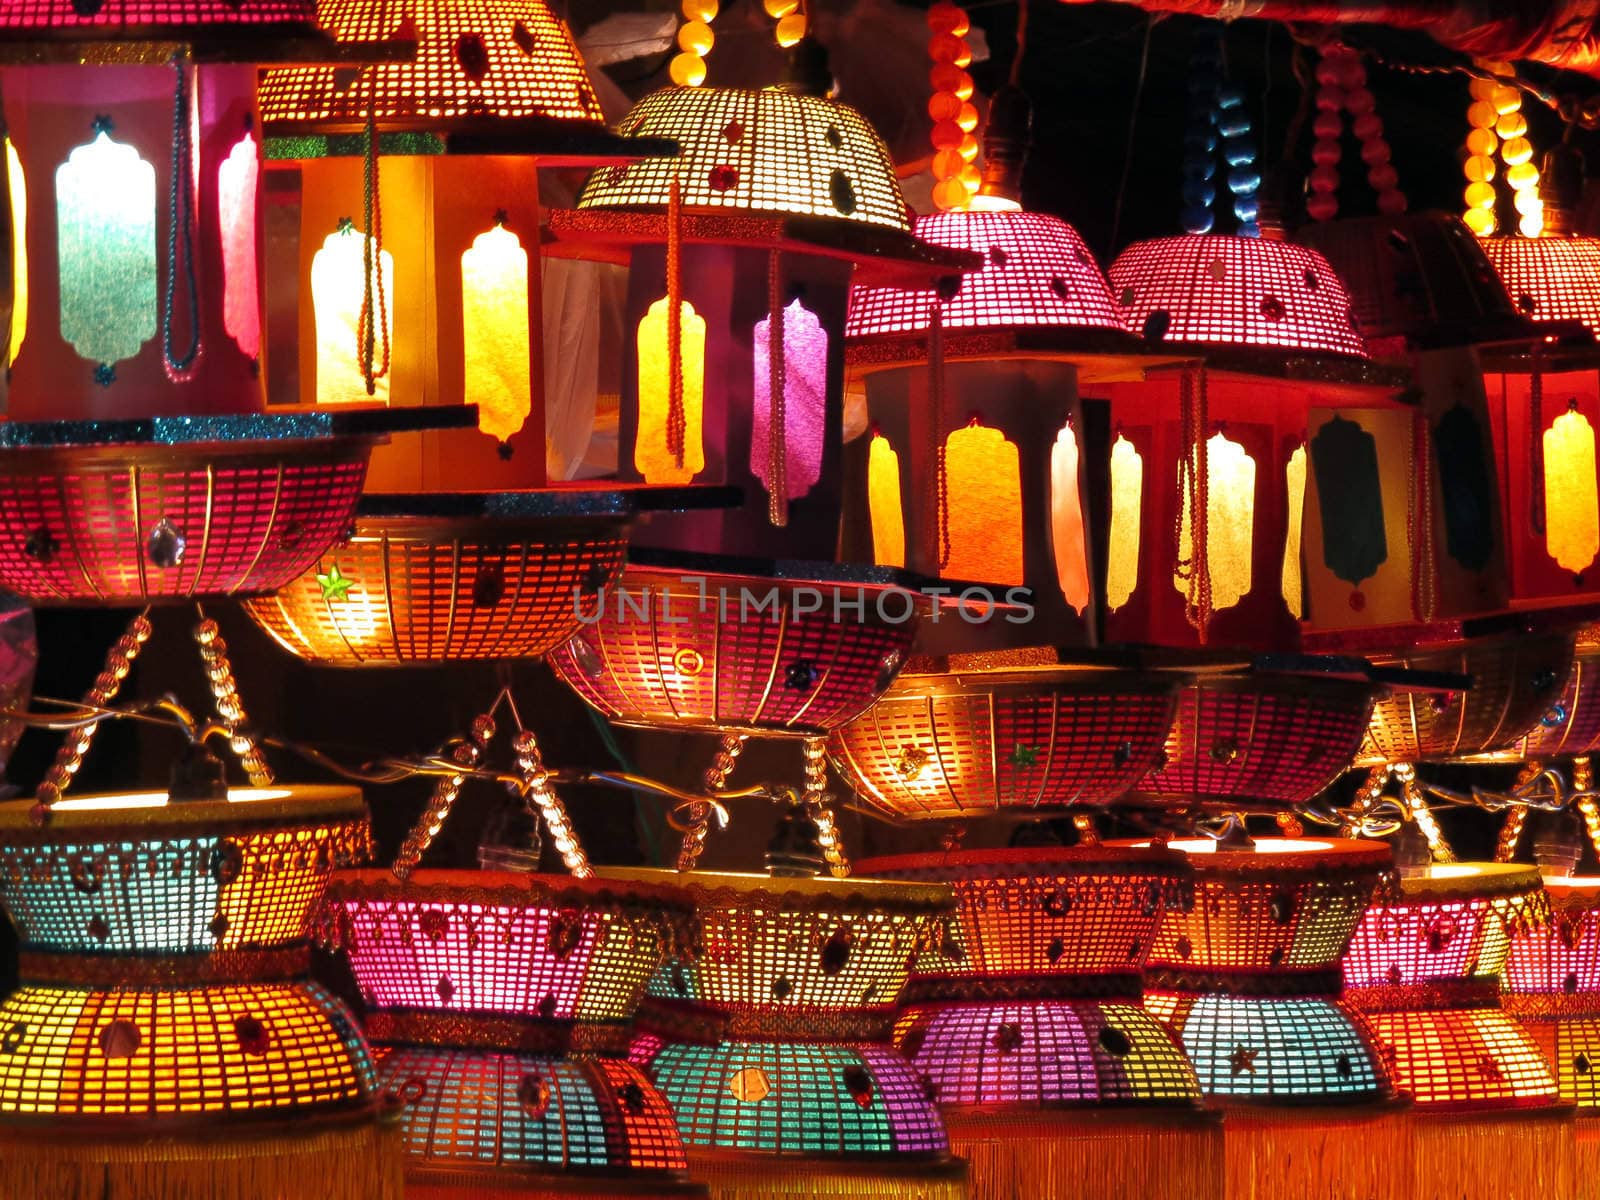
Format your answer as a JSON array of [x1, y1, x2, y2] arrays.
[[1414, 1108, 1577, 1200], [1578, 1115, 1600, 1200], [942, 1109, 1223, 1200], [685, 1150, 968, 1200], [0, 1114, 404, 1200], [1223, 1105, 1411, 1200]]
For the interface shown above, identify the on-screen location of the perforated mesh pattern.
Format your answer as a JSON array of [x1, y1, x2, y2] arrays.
[[1519, 1017, 1600, 1107], [331, 896, 665, 1022], [645, 1040, 946, 1155], [1359, 634, 1575, 765], [548, 572, 919, 736], [1505, 893, 1600, 995], [1346, 896, 1526, 986], [259, 0, 603, 130], [828, 670, 1175, 819], [1483, 238, 1600, 334], [1139, 677, 1377, 807], [379, 1047, 686, 1173], [845, 211, 1124, 339], [0, 820, 372, 954], [1108, 235, 1367, 356], [1360, 1008, 1557, 1109], [895, 1000, 1199, 1106], [243, 524, 628, 665], [1149, 993, 1386, 1101], [0, 0, 315, 30], [1512, 643, 1600, 758], [0, 450, 369, 604], [577, 87, 909, 233], [0, 981, 374, 1115]]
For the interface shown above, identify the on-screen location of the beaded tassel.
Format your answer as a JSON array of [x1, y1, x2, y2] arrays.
[[393, 713, 494, 881], [802, 737, 850, 879], [677, 732, 746, 871], [512, 727, 592, 879], [194, 612, 273, 786]]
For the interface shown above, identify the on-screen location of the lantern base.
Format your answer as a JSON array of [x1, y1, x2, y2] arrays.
[[0, 1109, 403, 1200], [683, 1150, 968, 1200], [942, 1106, 1222, 1200], [1221, 1099, 1411, 1200], [1413, 1105, 1577, 1200]]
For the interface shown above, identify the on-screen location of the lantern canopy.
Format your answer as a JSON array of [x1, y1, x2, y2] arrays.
[[843, 210, 1151, 647], [1098, 233, 1407, 650], [555, 84, 977, 561]]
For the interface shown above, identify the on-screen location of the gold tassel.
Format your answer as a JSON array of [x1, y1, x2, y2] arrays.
[[685, 1150, 968, 1200], [406, 1173, 700, 1200], [0, 1114, 404, 1200], [1413, 1107, 1577, 1200], [944, 1108, 1223, 1200], [1224, 1103, 1411, 1200], [1576, 1115, 1600, 1200]]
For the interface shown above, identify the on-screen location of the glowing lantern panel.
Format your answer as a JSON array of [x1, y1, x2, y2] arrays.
[[6, 139, 25, 368], [867, 432, 906, 567], [1174, 432, 1255, 612], [217, 131, 260, 360], [944, 422, 1023, 586], [1283, 445, 1307, 618], [1543, 407, 1600, 575], [1051, 423, 1091, 614], [56, 130, 156, 369], [635, 296, 706, 484], [1107, 434, 1143, 611], [310, 226, 394, 406], [460, 224, 533, 444], [751, 298, 828, 503]]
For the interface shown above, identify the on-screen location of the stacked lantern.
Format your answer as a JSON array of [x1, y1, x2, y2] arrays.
[[857, 846, 1224, 1200], [1343, 862, 1570, 1200], [628, 870, 968, 1200], [1127, 837, 1404, 1200], [0, 785, 400, 1198], [317, 868, 703, 1199]]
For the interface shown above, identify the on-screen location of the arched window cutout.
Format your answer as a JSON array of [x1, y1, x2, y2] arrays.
[[867, 431, 905, 568], [635, 295, 706, 484], [751, 298, 827, 502], [1174, 432, 1256, 612], [1106, 434, 1143, 611], [310, 225, 394, 405], [1545, 407, 1600, 574], [56, 129, 156, 369], [1283, 445, 1307, 619], [6, 138, 26, 368], [943, 421, 1022, 586], [461, 224, 532, 443], [217, 131, 260, 360], [1050, 422, 1091, 614]]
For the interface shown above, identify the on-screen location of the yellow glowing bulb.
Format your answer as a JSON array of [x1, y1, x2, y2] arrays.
[[1544, 407, 1599, 572], [678, 19, 714, 54], [956, 102, 980, 133], [1464, 180, 1496, 210], [670, 52, 707, 86], [1502, 136, 1533, 166], [1495, 110, 1528, 139], [1513, 185, 1543, 216], [1466, 127, 1498, 157], [762, 0, 798, 14], [1469, 77, 1498, 102], [1506, 160, 1539, 190], [959, 163, 981, 194], [1467, 100, 1498, 128], [682, 0, 718, 19], [1492, 84, 1522, 116], [1464, 154, 1495, 183], [932, 177, 968, 212], [1464, 206, 1496, 236], [460, 224, 532, 444], [5, 138, 25, 368], [775, 12, 807, 46], [959, 133, 979, 162], [1520, 211, 1546, 238]]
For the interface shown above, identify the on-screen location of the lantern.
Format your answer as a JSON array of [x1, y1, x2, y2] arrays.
[[318, 869, 700, 1199], [629, 870, 965, 1200], [0, 1, 392, 421], [257, 0, 677, 492], [842, 209, 1150, 647], [1099, 233, 1407, 649], [554, 84, 976, 560], [861, 847, 1223, 1200], [0, 785, 400, 1198], [1124, 837, 1403, 1200], [1343, 862, 1568, 1200]]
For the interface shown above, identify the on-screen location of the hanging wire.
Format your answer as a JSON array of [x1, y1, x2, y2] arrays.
[[1110, 13, 1157, 251]]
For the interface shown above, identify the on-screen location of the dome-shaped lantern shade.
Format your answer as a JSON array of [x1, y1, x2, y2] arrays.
[[1483, 238, 1600, 334], [1505, 878, 1600, 1113], [1109, 235, 1367, 358], [0, 0, 320, 40]]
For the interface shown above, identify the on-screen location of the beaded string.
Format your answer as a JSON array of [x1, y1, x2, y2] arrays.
[[1071, 813, 1100, 845], [1306, 42, 1407, 222], [802, 736, 850, 878], [392, 709, 495, 881], [1575, 755, 1600, 863], [666, 176, 686, 468], [1180, 25, 1259, 237], [677, 732, 745, 871], [1174, 366, 1213, 641], [511, 725, 592, 878], [927, 1, 978, 212], [162, 58, 200, 378], [766, 249, 789, 526], [194, 607, 273, 787], [1493, 763, 1540, 861], [1397, 762, 1455, 862], [356, 76, 390, 396], [1342, 765, 1389, 838], [929, 303, 951, 569]]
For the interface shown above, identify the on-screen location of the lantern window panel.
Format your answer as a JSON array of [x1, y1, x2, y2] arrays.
[[6, 138, 26, 369], [460, 224, 533, 444], [1049, 421, 1091, 615], [751, 297, 828, 503], [309, 224, 394, 406], [867, 431, 906, 568], [217, 129, 260, 361], [1173, 432, 1256, 613], [943, 421, 1023, 586], [634, 295, 706, 485], [1543, 406, 1600, 575], [1106, 433, 1143, 612], [1283, 444, 1307, 619]]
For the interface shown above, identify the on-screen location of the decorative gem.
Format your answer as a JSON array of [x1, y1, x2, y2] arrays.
[[316, 563, 355, 603]]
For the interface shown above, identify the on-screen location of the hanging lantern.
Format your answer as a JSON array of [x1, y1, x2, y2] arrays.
[[257, 0, 677, 492], [0, 1, 397, 421], [861, 847, 1224, 1200], [1100, 233, 1407, 649], [1343, 862, 1568, 1200], [553, 84, 976, 559], [0, 785, 400, 1198], [842, 208, 1149, 648], [1125, 837, 1405, 1200], [630, 870, 965, 1200], [319, 869, 699, 1199]]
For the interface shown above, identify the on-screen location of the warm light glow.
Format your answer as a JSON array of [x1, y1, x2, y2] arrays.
[[1107, 435, 1142, 610], [751, 298, 827, 503], [1357, 1009, 1557, 1107], [1543, 408, 1600, 574], [49, 788, 293, 812], [6, 138, 26, 368], [310, 225, 393, 405], [1174, 432, 1255, 612], [1050, 423, 1091, 614], [635, 296, 705, 484], [867, 432, 906, 567], [943, 422, 1023, 585], [217, 131, 260, 359], [1283, 445, 1307, 618], [56, 130, 156, 367], [1166, 995, 1383, 1100], [460, 225, 533, 443], [1159, 838, 1334, 855]]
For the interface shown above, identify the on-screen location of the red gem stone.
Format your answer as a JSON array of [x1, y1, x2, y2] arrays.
[[722, 121, 744, 143], [708, 165, 739, 192]]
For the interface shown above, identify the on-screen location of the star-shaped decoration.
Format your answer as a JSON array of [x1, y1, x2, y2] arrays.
[[1476, 1054, 1503, 1082], [317, 562, 355, 603], [1009, 743, 1039, 768], [1229, 1046, 1258, 1076]]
